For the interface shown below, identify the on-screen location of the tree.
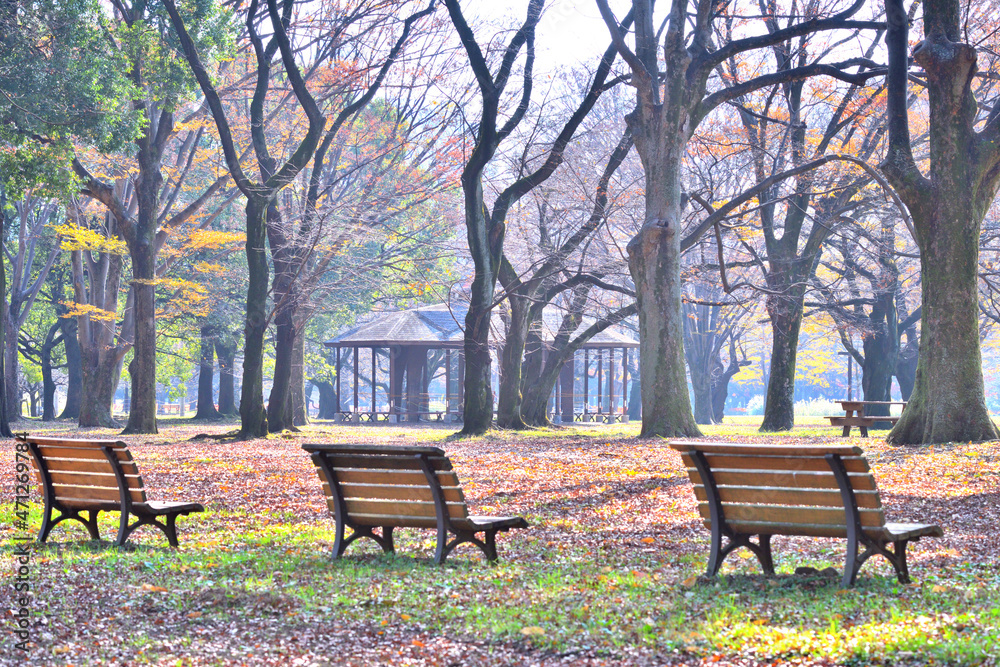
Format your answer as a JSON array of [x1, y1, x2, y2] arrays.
[[445, 0, 632, 433], [165, 0, 326, 438], [71, 0, 230, 434], [881, 0, 1000, 443], [2, 193, 61, 420], [596, 0, 883, 436]]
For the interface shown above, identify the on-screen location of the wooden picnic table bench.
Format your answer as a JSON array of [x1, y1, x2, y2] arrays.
[[21, 434, 204, 547], [669, 441, 943, 587], [303, 444, 528, 563], [827, 400, 907, 437]]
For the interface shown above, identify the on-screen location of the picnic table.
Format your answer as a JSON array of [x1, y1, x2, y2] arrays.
[[827, 400, 907, 437]]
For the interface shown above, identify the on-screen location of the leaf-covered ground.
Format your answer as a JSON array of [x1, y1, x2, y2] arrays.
[[1, 418, 998, 666]]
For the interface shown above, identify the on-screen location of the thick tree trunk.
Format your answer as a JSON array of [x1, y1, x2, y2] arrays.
[[267, 307, 296, 431], [882, 0, 999, 444], [195, 325, 221, 420], [266, 198, 296, 432], [459, 173, 500, 435], [760, 289, 805, 431], [314, 380, 338, 418], [895, 335, 917, 400], [41, 322, 60, 421], [122, 234, 158, 434], [58, 308, 82, 420], [627, 140, 700, 437], [861, 296, 897, 425], [3, 315, 19, 421], [888, 205, 997, 443], [215, 334, 238, 416], [239, 198, 269, 438], [496, 296, 530, 429], [79, 350, 122, 428], [690, 367, 713, 425], [291, 326, 307, 426]]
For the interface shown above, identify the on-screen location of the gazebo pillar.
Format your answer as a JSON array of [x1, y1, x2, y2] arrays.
[[389, 346, 405, 423], [445, 349, 453, 422], [334, 346, 343, 421], [608, 347, 616, 420], [583, 348, 590, 420], [352, 346, 360, 422], [560, 355, 574, 423], [405, 346, 426, 423]]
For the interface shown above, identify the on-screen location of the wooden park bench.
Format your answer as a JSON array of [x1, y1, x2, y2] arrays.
[[303, 444, 528, 563], [21, 435, 204, 547], [826, 400, 906, 437], [669, 441, 943, 587]]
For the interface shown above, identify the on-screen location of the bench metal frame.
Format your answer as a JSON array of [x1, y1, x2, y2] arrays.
[[24, 436, 199, 547], [691, 448, 916, 587], [310, 450, 518, 564]]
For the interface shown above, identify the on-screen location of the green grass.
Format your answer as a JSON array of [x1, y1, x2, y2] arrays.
[[4, 508, 998, 666]]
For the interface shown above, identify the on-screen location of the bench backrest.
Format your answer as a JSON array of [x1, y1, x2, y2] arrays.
[[303, 444, 469, 527], [25, 436, 148, 509], [669, 441, 885, 538]]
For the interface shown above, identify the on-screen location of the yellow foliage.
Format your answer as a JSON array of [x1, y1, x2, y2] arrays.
[[51, 224, 128, 255], [59, 302, 117, 322]]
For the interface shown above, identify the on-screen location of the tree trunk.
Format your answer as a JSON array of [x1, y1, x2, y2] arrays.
[[267, 304, 295, 431], [690, 366, 713, 425], [195, 324, 221, 420], [58, 310, 82, 420], [41, 322, 60, 421], [888, 203, 997, 442], [626, 128, 700, 438], [79, 349, 123, 428], [496, 295, 530, 429], [861, 294, 897, 425], [122, 232, 158, 434], [314, 379, 337, 418], [881, 0, 1000, 444], [459, 173, 500, 435], [291, 325, 307, 426], [3, 314, 19, 421], [760, 289, 805, 431], [239, 197, 269, 438], [895, 334, 917, 400], [215, 333, 237, 415]]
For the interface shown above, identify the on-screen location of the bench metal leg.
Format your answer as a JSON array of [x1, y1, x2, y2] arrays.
[[39, 510, 99, 543], [440, 529, 499, 564], [83, 511, 102, 540], [333, 525, 395, 559]]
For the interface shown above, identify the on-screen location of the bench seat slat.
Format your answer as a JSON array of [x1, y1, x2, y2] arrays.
[[54, 486, 146, 504], [687, 469, 878, 491], [323, 454, 453, 472], [671, 441, 863, 456], [40, 458, 140, 476], [336, 482, 465, 504], [697, 502, 885, 527], [48, 471, 144, 490], [692, 485, 882, 509], [34, 445, 133, 462], [343, 498, 468, 520], [681, 453, 870, 474], [327, 468, 459, 486], [827, 416, 898, 426]]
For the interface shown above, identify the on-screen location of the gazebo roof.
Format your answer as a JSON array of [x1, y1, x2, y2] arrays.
[[325, 303, 638, 349], [325, 304, 465, 348]]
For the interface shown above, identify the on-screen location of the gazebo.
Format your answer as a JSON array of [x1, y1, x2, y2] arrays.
[[324, 304, 464, 423], [535, 310, 640, 423], [324, 304, 639, 424]]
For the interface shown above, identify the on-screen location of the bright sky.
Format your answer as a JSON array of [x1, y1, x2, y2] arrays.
[[476, 0, 629, 68]]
